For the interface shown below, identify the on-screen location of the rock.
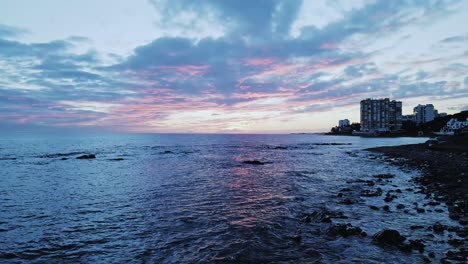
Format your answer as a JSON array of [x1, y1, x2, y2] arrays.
[[76, 154, 96, 159], [163, 150, 173, 154], [433, 222, 446, 234], [373, 173, 395, 179], [449, 211, 461, 220], [303, 215, 312, 223], [242, 160, 265, 165], [340, 188, 351, 192], [369, 205, 380, 211], [340, 198, 355, 205], [428, 252, 435, 258], [407, 239, 425, 253], [383, 205, 390, 211], [327, 223, 366, 238], [112, 158, 125, 161], [410, 225, 424, 230], [61, 157, 68, 160], [373, 229, 406, 246], [360, 188, 383, 197], [396, 204, 405, 209], [447, 238, 463, 246], [273, 146, 288, 150], [416, 208, 425, 213]]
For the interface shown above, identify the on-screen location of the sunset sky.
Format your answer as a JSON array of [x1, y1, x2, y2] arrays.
[[1, 0, 467, 133]]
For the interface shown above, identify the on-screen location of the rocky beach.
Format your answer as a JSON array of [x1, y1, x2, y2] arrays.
[[367, 136, 468, 262]]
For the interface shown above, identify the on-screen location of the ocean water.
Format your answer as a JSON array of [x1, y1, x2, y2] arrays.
[[0, 134, 461, 263]]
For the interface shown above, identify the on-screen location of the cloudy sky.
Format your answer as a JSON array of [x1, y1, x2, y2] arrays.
[[1, 0, 467, 133]]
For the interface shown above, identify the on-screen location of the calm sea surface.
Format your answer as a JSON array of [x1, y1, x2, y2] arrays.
[[0, 134, 460, 263]]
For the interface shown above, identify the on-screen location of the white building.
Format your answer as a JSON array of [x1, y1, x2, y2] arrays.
[[438, 118, 468, 135], [413, 104, 437, 124], [338, 119, 350, 127], [360, 98, 402, 132]]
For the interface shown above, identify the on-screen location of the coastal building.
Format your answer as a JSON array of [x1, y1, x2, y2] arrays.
[[438, 118, 468, 135], [402, 115, 415, 122], [338, 119, 350, 127], [413, 104, 437, 124], [360, 98, 402, 132]]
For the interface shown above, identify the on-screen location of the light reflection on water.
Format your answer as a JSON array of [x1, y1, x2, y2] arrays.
[[0, 134, 460, 263]]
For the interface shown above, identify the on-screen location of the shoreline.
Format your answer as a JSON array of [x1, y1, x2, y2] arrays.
[[366, 141, 467, 261], [367, 142, 467, 222]]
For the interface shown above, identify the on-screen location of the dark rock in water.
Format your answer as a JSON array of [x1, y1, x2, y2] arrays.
[[61, 157, 68, 160], [403, 239, 425, 253], [410, 225, 424, 230], [360, 188, 383, 197], [396, 204, 405, 209], [340, 198, 355, 205], [303, 215, 312, 223], [416, 208, 425, 213], [337, 193, 343, 197], [76, 154, 96, 159], [163, 150, 173, 154], [242, 160, 265, 165], [39, 152, 84, 158], [340, 187, 351, 192], [272, 146, 288, 150], [383, 205, 390, 211], [304, 209, 347, 223], [289, 229, 302, 243], [433, 222, 446, 233], [373, 229, 406, 246], [428, 252, 435, 258], [313, 143, 352, 146], [448, 211, 461, 220], [447, 238, 463, 246], [373, 173, 395, 179], [369, 205, 380, 211], [112, 158, 125, 161], [0, 157, 17, 160], [327, 223, 366, 238], [444, 249, 467, 262]]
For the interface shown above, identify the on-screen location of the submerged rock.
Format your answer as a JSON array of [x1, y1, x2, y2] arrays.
[[242, 160, 265, 165], [401, 239, 425, 253], [373, 229, 406, 246], [327, 223, 366, 238], [76, 154, 96, 159], [373, 173, 395, 179]]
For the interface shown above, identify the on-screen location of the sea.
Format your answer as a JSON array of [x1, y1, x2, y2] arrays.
[[0, 134, 461, 263]]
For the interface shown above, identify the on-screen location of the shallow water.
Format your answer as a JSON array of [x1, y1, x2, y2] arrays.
[[0, 134, 462, 263]]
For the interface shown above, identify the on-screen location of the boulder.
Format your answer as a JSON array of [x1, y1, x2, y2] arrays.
[[373, 229, 406, 246]]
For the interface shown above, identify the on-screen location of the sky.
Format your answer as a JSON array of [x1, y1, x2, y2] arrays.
[[0, 0, 467, 134]]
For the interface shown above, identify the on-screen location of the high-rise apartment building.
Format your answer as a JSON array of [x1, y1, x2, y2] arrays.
[[413, 104, 437, 124], [360, 98, 402, 132]]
